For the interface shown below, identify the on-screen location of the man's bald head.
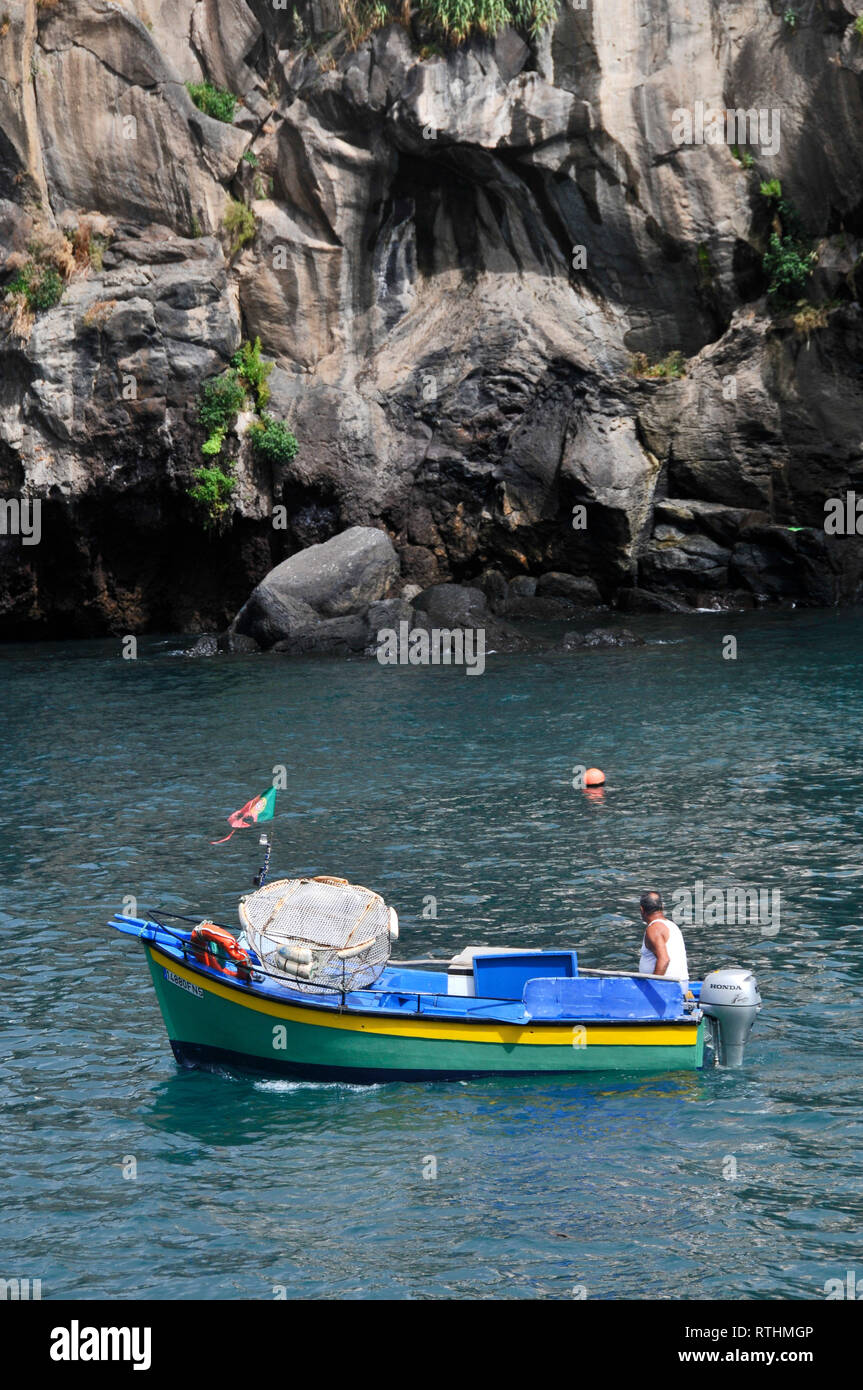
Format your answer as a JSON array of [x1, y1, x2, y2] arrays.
[[640, 890, 664, 918]]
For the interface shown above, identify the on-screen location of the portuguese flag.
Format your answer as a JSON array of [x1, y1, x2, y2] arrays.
[[211, 785, 277, 844]]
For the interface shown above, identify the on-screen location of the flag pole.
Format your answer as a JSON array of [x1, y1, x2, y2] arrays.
[[255, 830, 273, 888]]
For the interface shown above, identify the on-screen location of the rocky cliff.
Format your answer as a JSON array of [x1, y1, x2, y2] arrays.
[[2, 0, 863, 637]]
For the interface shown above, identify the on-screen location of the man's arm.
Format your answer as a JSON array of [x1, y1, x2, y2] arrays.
[[644, 919, 670, 976]]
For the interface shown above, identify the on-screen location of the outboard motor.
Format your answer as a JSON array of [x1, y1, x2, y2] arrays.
[[700, 967, 761, 1067]]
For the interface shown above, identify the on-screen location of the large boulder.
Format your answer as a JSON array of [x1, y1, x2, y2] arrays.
[[232, 526, 399, 648]]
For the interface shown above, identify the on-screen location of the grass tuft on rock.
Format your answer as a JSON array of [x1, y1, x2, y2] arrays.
[[186, 80, 237, 124], [341, 0, 559, 45], [222, 198, 256, 258], [629, 350, 686, 380], [62, 219, 110, 272], [791, 301, 830, 338], [6, 261, 63, 312]]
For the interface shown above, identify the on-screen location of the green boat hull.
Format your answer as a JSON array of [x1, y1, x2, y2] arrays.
[[145, 945, 706, 1081]]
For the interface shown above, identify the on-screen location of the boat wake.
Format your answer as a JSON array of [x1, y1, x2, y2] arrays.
[[253, 1079, 385, 1094]]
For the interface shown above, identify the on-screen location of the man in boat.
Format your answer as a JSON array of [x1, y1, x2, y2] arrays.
[[638, 891, 689, 981]]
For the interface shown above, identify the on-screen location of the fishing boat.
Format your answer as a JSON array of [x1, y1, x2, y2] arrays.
[[110, 869, 761, 1081]]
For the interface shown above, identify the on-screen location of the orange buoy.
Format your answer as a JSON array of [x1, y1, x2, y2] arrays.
[[584, 767, 606, 787]]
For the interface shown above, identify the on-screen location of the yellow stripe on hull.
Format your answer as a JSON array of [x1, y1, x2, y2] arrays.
[[149, 947, 698, 1048]]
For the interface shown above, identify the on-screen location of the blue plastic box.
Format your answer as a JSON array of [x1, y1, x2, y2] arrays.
[[472, 951, 578, 1000]]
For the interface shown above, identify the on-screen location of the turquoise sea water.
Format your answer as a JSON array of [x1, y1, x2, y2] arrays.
[[2, 608, 862, 1300]]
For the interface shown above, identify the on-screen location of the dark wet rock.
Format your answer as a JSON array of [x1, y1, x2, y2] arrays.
[[409, 582, 540, 653], [536, 573, 604, 605], [650, 501, 766, 549], [367, 598, 415, 630], [690, 590, 757, 612], [232, 593, 320, 650], [217, 631, 259, 654], [503, 572, 605, 618], [480, 620, 546, 655], [507, 576, 537, 599], [397, 544, 440, 589], [662, 522, 861, 609], [272, 613, 371, 655], [730, 527, 833, 605], [563, 628, 646, 650], [616, 588, 692, 615], [413, 584, 488, 628], [365, 599, 416, 654], [476, 569, 509, 614], [190, 634, 219, 657], [641, 528, 732, 592], [505, 594, 581, 620]]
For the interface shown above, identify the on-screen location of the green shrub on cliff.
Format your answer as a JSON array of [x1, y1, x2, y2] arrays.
[[186, 81, 237, 124], [759, 185, 816, 304], [232, 336, 273, 410], [202, 430, 227, 456], [188, 461, 237, 530], [425, 0, 509, 41], [629, 350, 686, 380], [764, 233, 816, 303], [249, 415, 299, 466], [197, 369, 246, 439], [6, 261, 63, 312], [192, 348, 297, 530], [341, 0, 559, 44]]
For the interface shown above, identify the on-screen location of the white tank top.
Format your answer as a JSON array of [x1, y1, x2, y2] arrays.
[[639, 916, 689, 982]]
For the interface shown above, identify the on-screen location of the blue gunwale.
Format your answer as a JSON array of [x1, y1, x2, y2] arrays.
[[111, 915, 700, 1031]]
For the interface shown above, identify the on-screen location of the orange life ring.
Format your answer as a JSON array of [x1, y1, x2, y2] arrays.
[[190, 922, 252, 981]]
